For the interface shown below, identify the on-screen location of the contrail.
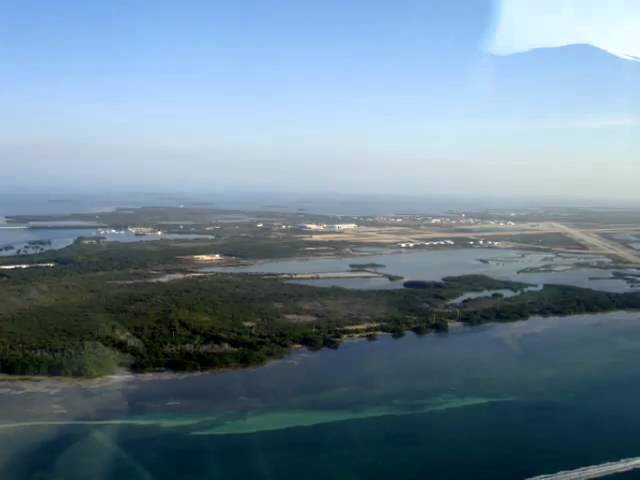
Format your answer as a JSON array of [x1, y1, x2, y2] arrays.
[[526, 456, 640, 480]]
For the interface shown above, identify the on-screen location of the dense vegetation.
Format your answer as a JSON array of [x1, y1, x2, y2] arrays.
[[457, 284, 640, 323], [0, 235, 349, 273], [2, 246, 640, 378], [2, 209, 640, 378], [0, 268, 464, 376]]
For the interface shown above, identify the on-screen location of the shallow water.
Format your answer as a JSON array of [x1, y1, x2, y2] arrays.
[[0, 193, 215, 255], [446, 285, 543, 304], [3, 312, 640, 479], [0, 226, 214, 256], [206, 248, 640, 292]]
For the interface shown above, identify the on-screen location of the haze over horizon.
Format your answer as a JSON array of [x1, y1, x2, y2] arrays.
[[2, 0, 639, 200]]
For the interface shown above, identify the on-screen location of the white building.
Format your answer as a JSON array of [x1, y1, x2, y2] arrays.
[[325, 223, 357, 231], [298, 223, 357, 232], [296, 223, 325, 231]]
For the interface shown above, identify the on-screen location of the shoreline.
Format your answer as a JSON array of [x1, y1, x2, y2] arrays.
[[0, 310, 637, 386]]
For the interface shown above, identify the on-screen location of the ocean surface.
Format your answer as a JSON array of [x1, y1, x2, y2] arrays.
[[3, 313, 640, 479], [0, 191, 496, 219], [3, 190, 637, 220]]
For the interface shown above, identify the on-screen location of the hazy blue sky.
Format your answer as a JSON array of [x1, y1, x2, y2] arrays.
[[1, 0, 639, 200]]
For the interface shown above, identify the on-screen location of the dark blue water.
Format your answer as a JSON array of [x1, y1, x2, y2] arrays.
[[3, 313, 640, 479]]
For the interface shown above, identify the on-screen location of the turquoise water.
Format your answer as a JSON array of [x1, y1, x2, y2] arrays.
[[3, 312, 640, 479]]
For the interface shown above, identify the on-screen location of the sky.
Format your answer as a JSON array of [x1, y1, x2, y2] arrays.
[[1, 0, 639, 201]]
